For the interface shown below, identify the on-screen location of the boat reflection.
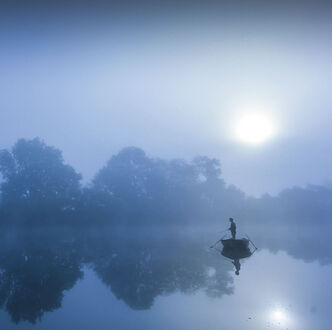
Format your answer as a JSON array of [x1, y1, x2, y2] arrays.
[[221, 238, 257, 275]]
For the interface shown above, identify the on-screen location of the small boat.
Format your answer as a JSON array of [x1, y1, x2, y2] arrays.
[[221, 238, 249, 250], [221, 247, 252, 260]]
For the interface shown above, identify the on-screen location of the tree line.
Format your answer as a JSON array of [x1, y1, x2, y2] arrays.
[[0, 138, 331, 226]]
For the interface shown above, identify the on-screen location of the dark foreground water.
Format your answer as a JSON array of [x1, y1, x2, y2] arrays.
[[0, 225, 331, 330]]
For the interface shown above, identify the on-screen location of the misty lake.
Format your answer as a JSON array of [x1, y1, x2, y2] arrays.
[[3, 0, 332, 328], [0, 225, 330, 330]]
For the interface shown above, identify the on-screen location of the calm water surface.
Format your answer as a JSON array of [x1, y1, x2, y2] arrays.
[[0, 225, 331, 330]]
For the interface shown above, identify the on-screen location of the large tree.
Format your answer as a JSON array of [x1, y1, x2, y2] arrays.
[[92, 147, 161, 221], [92, 147, 232, 224], [0, 138, 82, 222]]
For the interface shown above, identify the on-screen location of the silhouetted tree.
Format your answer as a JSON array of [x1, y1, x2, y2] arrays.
[[0, 138, 82, 223], [92, 147, 159, 222], [92, 147, 233, 224]]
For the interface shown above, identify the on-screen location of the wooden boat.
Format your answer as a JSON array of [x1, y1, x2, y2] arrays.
[[221, 247, 252, 260], [221, 238, 249, 250]]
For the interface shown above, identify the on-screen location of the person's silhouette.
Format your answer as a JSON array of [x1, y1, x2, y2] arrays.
[[232, 258, 241, 275], [228, 218, 236, 239]]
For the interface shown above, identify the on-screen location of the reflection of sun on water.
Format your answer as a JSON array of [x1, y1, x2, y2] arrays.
[[271, 309, 288, 323], [267, 306, 294, 328]]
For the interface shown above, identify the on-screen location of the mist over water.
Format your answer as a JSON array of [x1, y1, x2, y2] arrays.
[[0, 224, 331, 329], [1, 1, 332, 328], [0, 138, 331, 329]]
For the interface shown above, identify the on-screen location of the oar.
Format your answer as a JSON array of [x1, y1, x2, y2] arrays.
[[210, 232, 229, 248], [209, 239, 221, 249], [246, 234, 258, 251]]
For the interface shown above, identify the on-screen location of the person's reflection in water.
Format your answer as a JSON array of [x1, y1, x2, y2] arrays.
[[232, 258, 241, 276]]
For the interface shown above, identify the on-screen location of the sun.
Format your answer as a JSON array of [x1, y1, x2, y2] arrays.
[[234, 113, 276, 145]]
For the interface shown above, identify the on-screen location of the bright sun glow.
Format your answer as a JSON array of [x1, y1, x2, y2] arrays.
[[268, 307, 294, 327], [235, 113, 276, 145], [271, 309, 287, 322]]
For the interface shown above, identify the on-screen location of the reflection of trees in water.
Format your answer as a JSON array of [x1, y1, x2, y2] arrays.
[[0, 230, 83, 323], [87, 232, 233, 310], [250, 224, 332, 265], [0, 228, 235, 323], [0, 223, 331, 324]]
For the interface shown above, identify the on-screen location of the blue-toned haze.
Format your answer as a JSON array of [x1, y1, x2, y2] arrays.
[[1, 0, 332, 195], [0, 3, 332, 329]]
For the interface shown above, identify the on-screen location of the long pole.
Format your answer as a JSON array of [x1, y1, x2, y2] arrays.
[[209, 239, 221, 249], [210, 229, 228, 248], [246, 234, 258, 250]]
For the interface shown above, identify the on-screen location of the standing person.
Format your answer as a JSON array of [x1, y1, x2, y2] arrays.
[[228, 218, 236, 239]]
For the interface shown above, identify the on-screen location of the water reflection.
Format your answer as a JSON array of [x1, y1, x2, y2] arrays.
[[0, 224, 330, 325], [85, 230, 234, 310], [0, 229, 83, 323], [221, 238, 256, 275], [0, 228, 236, 323]]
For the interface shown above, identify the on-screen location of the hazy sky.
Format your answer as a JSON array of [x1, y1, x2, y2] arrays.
[[1, 1, 332, 196]]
